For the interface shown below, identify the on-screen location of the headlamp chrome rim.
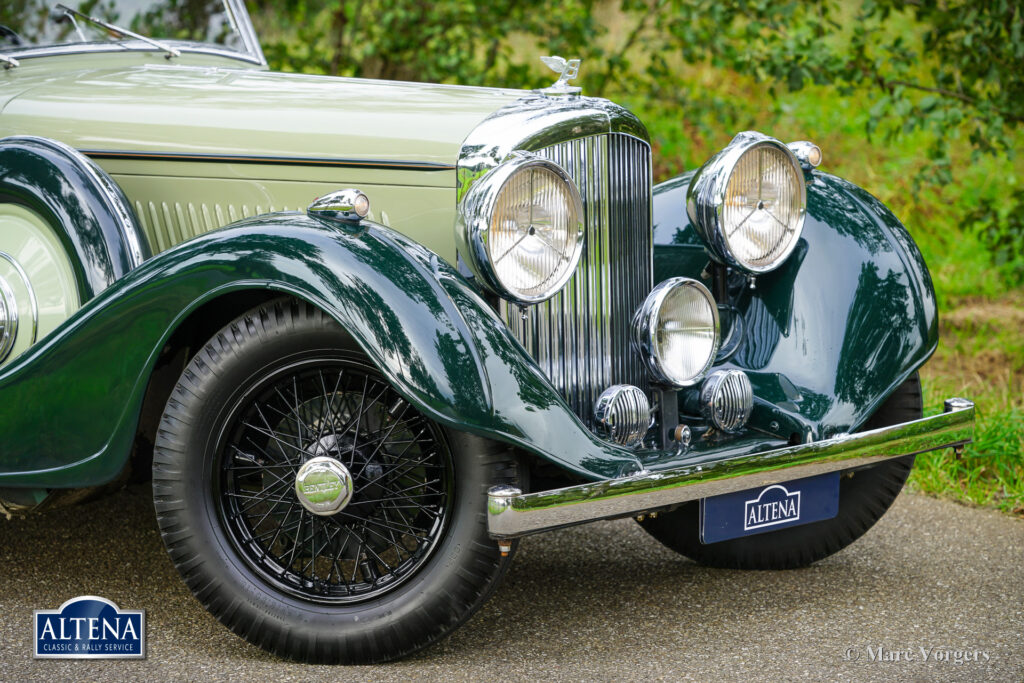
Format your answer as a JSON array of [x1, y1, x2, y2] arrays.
[[633, 277, 721, 387], [456, 154, 585, 305], [686, 131, 807, 274]]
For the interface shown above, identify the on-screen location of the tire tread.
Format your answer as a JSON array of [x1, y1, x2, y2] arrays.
[[153, 297, 519, 663]]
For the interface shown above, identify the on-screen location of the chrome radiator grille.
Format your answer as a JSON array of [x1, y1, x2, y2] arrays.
[[499, 133, 653, 429]]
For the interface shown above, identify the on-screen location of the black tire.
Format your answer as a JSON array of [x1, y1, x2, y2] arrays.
[[153, 298, 521, 663], [639, 372, 924, 569]]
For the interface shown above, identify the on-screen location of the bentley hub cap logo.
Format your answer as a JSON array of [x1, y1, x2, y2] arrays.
[[295, 455, 354, 516], [744, 484, 801, 531], [34, 596, 145, 659]]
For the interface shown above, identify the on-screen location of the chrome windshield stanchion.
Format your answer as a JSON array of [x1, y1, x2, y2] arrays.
[[488, 398, 975, 539]]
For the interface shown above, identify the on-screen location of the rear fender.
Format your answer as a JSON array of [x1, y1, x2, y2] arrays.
[[0, 136, 151, 297]]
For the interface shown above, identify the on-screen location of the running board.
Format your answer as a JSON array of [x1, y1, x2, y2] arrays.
[[487, 398, 974, 539]]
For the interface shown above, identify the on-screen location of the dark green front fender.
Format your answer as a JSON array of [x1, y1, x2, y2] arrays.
[[653, 170, 939, 441], [0, 213, 642, 489]]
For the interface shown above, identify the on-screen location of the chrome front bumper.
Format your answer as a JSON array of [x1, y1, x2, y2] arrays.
[[487, 397, 974, 539]]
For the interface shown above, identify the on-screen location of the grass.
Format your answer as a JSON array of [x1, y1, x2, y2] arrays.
[[916, 295, 1024, 515]]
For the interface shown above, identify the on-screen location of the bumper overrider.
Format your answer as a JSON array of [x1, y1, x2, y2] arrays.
[[487, 398, 974, 539]]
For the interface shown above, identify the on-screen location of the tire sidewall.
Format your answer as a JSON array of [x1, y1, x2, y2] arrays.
[[155, 303, 510, 659]]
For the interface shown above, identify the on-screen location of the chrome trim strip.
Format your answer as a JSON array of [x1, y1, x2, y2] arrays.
[[0, 275, 18, 362], [487, 398, 975, 538], [81, 149, 455, 171], [4, 42, 264, 66]]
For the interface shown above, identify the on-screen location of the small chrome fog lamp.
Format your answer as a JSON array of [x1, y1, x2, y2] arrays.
[[308, 188, 370, 224], [633, 277, 720, 387], [594, 384, 651, 447], [787, 140, 822, 169], [699, 369, 753, 433]]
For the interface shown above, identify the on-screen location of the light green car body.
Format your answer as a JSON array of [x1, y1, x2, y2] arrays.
[[1, 51, 521, 262]]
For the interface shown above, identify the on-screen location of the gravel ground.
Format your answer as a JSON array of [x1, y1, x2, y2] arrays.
[[0, 483, 1021, 681]]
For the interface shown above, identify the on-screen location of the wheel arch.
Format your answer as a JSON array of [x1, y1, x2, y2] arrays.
[[0, 135, 153, 367], [130, 288, 289, 479], [0, 135, 151, 299]]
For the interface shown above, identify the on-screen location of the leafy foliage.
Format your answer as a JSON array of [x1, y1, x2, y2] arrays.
[[247, 0, 1022, 284], [0, 0, 240, 48], [246, 0, 602, 85]]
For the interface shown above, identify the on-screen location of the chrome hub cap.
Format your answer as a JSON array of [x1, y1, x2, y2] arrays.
[[294, 456, 353, 516]]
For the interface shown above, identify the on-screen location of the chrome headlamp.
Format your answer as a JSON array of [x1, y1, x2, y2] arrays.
[[633, 277, 720, 387], [457, 155, 584, 305], [687, 131, 806, 273]]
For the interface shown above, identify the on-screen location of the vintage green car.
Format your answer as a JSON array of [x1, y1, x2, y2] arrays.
[[0, 0, 974, 664]]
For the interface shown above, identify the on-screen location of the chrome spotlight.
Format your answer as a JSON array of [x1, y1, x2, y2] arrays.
[[633, 277, 720, 387], [699, 369, 753, 433], [594, 384, 651, 447]]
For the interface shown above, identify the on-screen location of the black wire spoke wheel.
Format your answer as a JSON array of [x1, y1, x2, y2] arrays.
[[216, 359, 454, 604], [154, 299, 521, 663]]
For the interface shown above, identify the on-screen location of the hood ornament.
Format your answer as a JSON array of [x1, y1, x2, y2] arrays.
[[540, 56, 582, 96]]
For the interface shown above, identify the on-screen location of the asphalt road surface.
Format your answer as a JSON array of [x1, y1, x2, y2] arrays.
[[0, 483, 1021, 681]]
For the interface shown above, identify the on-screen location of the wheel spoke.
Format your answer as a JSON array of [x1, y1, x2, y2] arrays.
[[218, 361, 452, 603], [247, 410, 306, 461], [334, 509, 431, 538], [262, 503, 301, 551], [357, 450, 439, 491]]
